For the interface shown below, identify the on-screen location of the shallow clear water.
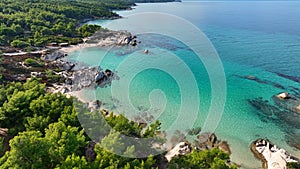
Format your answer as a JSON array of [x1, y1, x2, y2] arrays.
[[69, 2, 300, 168]]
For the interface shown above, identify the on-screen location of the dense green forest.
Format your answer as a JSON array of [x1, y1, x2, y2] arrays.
[[0, 0, 134, 48], [0, 79, 157, 168]]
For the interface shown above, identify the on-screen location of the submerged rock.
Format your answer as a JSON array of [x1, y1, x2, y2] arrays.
[[273, 92, 300, 114], [248, 96, 300, 129], [235, 74, 286, 90], [273, 72, 300, 83]]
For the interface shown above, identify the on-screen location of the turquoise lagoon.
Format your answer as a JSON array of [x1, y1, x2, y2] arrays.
[[69, 2, 300, 168]]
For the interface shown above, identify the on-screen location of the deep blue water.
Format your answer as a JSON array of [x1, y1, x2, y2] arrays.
[[112, 1, 300, 76]]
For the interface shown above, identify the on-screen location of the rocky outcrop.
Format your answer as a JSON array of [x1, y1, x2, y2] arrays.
[[87, 30, 135, 47], [165, 142, 191, 162], [196, 133, 218, 150], [251, 139, 300, 169], [71, 67, 118, 91], [42, 51, 65, 61], [121, 35, 138, 46], [49, 66, 119, 95]]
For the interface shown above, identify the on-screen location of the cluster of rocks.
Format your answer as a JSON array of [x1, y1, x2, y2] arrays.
[[73, 67, 118, 89], [82, 28, 142, 48], [165, 132, 232, 163], [195, 132, 231, 155], [50, 67, 118, 95], [95, 68, 119, 87], [121, 35, 139, 46], [87, 30, 138, 47], [41, 51, 66, 61], [251, 139, 300, 169]]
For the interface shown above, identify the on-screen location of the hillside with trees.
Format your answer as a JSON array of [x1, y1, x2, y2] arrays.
[[0, 0, 134, 48]]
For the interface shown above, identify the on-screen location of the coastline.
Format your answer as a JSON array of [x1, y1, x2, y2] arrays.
[[50, 29, 136, 106], [50, 4, 300, 169]]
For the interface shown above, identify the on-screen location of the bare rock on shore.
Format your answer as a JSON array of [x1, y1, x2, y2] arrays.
[[70, 67, 118, 91], [251, 139, 300, 169], [195, 132, 231, 154], [165, 142, 191, 162], [42, 51, 65, 61], [87, 30, 133, 47]]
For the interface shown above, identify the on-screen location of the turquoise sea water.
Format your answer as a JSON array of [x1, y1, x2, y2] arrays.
[[70, 2, 300, 168]]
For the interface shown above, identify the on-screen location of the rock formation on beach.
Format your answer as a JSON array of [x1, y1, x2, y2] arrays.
[[251, 139, 300, 169], [86, 29, 139, 47], [165, 142, 191, 162], [49, 66, 119, 95], [166, 132, 232, 161], [195, 132, 232, 155], [248, 88, 300, 153]]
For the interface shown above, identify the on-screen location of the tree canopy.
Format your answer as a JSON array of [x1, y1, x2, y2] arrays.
[[0, 0, 134, 48], [0, 79, 159, 168]]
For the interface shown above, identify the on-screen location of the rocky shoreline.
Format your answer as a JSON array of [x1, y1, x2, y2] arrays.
[[44, 29, 139, 96], [251, 139, 300, 169], [59, 29, 138, 54]]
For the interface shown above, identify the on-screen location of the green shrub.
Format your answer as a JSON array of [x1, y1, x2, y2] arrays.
[[24, 58, 36, 65], [24, 58, 43, 67], [10, 40, 30, 48]]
